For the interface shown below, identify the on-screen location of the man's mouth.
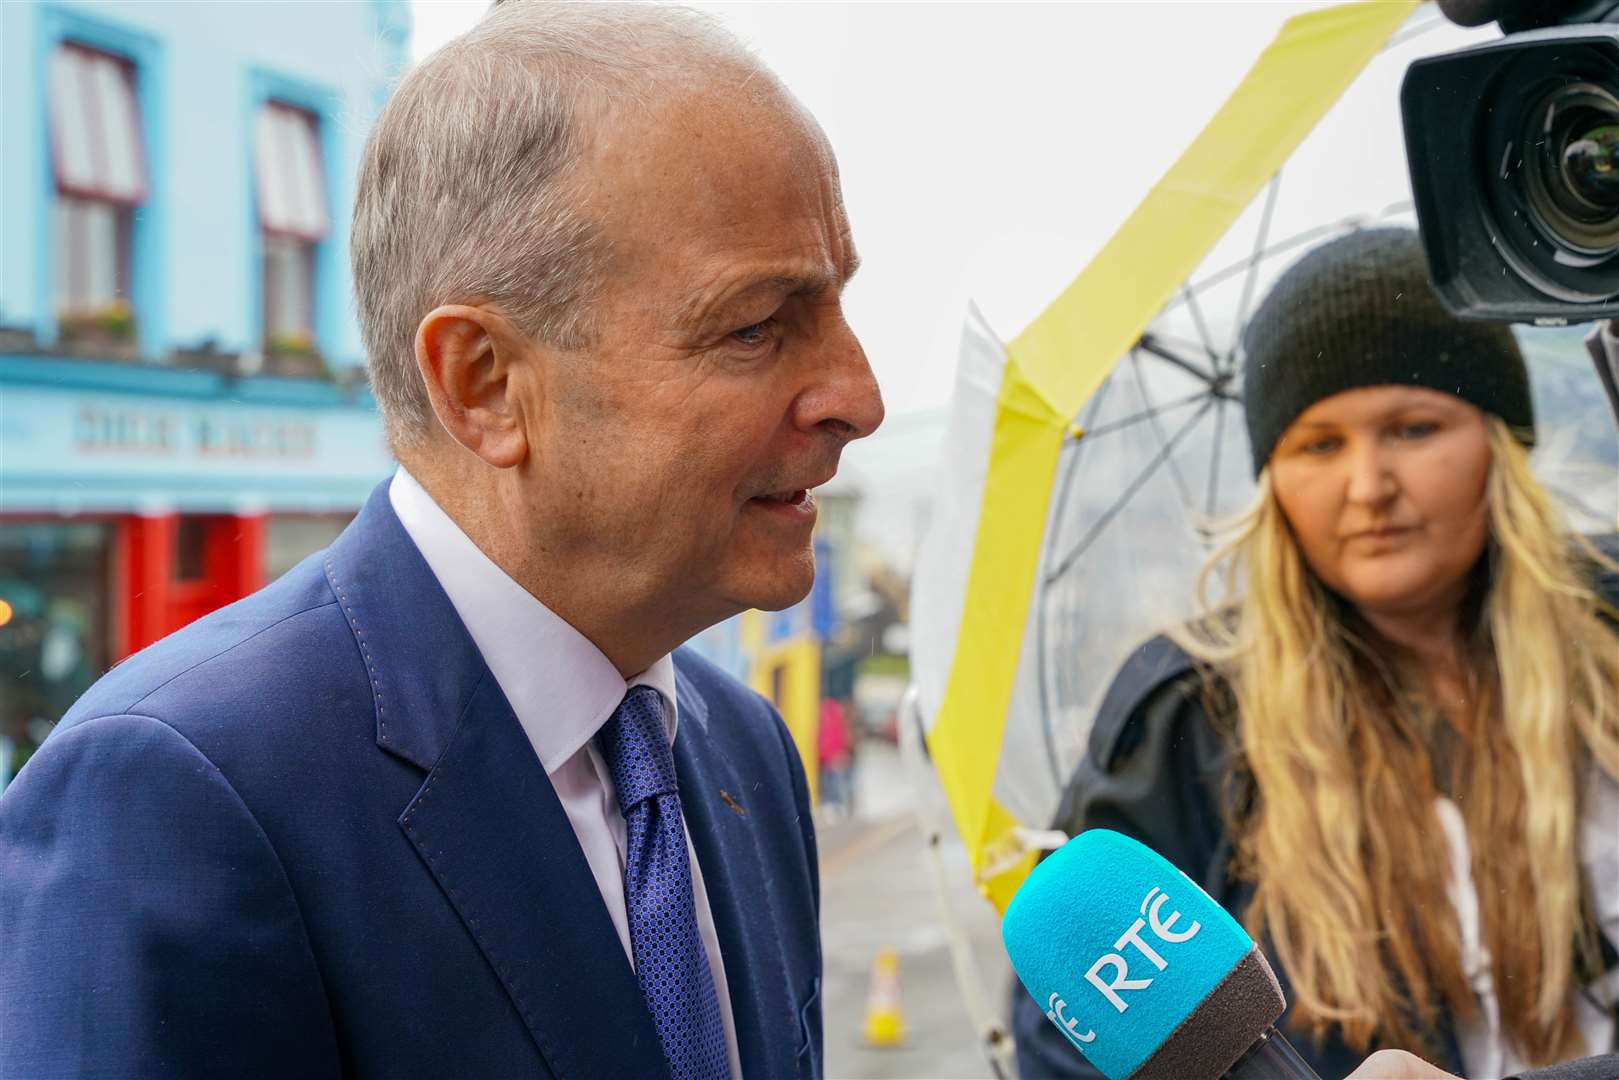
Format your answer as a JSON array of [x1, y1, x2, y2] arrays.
[[746, 484, 820, 522], [747, 467, 835, 518], [753, 489, 811, 506]]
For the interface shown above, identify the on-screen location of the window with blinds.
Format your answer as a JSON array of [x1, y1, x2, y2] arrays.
[[47, 43, 146, 325], [254, 102, 327, 355]]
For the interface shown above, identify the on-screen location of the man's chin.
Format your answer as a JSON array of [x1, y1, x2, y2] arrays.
[[743, 578, 814, 613], [723, 554, 817, 614]]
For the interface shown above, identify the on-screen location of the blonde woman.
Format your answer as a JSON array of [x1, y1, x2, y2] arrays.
[[1013, 229, 1619, 1080]]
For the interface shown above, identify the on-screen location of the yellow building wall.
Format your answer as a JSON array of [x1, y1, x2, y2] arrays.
[[740, 610, 822, 804]]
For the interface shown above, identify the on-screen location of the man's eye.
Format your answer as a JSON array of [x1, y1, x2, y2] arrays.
[[1398, 421, 1439, 440], [731, 319, 777, 348], [1302, 437, 1340, 456]]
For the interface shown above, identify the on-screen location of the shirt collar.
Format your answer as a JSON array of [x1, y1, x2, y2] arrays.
[[389, 467, 677, 774]]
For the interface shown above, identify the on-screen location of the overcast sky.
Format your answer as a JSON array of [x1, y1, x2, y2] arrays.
[[406, 2, 1496, 564], [407, 2, 1491, 415]]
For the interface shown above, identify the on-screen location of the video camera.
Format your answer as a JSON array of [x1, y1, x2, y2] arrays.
[[1403, 0, 1619, 324], [1406, 0, 1619, 420]]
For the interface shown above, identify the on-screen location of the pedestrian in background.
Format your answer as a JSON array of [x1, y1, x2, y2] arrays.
[[819, 695, 855, 820], [1015, 228, 1619, 1080]]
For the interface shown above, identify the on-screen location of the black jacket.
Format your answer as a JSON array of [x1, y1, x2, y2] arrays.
[[1012, 537, 1619, 1080]]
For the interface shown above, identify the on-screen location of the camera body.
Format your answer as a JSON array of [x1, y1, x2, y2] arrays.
[[1398, 24, 1619, 320], [1403, 21, 1619, 323]]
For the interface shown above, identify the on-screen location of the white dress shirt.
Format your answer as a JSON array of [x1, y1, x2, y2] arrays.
[[390, 468, 742, 1079]]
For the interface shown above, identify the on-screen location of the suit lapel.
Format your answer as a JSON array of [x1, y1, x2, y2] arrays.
[[674, 666, 802, 1080], [398, 674, 668, 1080], [324, 485, 668, 1080]]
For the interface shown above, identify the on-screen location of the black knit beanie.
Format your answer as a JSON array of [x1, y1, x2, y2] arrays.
[[1241, 227, 1534, 475]]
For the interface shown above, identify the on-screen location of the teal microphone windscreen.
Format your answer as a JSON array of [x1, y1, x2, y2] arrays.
[[1002, 829, 1288, 1080]]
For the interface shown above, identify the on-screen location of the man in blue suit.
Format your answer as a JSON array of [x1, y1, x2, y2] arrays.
[[0, 5, 883, 1078]]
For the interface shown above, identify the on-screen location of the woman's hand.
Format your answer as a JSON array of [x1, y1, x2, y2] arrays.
[[1345, 1049, 1460, 1079]]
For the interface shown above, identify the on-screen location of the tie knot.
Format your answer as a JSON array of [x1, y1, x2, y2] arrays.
[[596, 685, 678, 812]]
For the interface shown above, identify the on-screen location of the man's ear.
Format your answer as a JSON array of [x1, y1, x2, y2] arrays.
[[414, 304, 532, 469]]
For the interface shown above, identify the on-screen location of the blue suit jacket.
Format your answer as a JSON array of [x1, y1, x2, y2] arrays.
[[0, 485, 823, 1079]]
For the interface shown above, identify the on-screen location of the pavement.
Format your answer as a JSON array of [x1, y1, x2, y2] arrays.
[[816, 739, 1016, 1080]]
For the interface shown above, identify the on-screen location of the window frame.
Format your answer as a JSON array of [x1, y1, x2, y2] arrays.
[[34, 9, 163, 354], [247, 72, 340, 365]]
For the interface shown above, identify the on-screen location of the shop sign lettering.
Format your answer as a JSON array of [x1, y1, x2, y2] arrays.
[[74, 405, 317, 460]]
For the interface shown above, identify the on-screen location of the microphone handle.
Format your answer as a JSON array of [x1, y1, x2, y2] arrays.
[[1221, 1026, 1324, 1080]]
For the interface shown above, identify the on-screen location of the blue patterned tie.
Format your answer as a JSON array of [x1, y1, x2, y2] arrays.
[[596, 685, 731, 1080]]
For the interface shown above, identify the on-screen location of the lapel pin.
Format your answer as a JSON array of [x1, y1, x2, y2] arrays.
[[719, 789, 747, 818]]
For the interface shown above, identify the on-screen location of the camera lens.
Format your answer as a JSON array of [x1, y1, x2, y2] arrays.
[[1524, 82, 1619, 255], [1409, 29, 1619, 315]]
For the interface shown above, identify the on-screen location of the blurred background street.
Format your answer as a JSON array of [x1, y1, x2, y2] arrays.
[[818, 740, 1010, 1080]]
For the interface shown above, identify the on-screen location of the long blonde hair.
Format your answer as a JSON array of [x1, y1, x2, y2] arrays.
[[1178, 418, 1619, 1063]]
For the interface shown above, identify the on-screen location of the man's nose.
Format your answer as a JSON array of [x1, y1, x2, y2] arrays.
[[797, 320, 885, 443]]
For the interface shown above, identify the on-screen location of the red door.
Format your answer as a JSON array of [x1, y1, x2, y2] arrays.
[[117, 513, 266, 657]]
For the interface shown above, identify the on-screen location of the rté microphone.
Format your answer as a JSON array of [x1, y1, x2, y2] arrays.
[[1002, 828, 1321, 1080]]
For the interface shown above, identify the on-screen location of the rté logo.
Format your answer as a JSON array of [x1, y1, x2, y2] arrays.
[[1083, 884, 1202, 1012], [1043, 884, 1205, 1051], [1045, 992, 1097, 1049]]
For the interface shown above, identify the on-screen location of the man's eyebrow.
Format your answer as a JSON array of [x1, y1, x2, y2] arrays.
[[689, 262, 858, 324]]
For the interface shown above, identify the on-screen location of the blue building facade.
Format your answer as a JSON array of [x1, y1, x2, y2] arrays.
[[0, 0, 408, 364], [0, 1, 409, 787]]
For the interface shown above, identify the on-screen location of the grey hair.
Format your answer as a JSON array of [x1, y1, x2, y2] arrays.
[[351, 2, 759, 449]]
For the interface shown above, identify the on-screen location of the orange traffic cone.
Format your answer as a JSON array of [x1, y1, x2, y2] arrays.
[[862, 946, 906, 1047]]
